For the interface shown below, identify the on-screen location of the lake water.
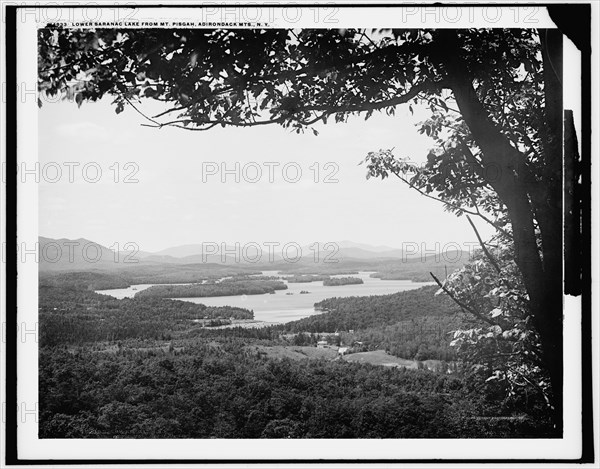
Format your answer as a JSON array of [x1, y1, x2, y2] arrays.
[[96, 271, 433, 323]]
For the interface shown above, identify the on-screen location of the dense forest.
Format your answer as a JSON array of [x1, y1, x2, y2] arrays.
[[40, 341, 551, 439], [39, 270, 132, 290], [290, 286, 458, 331], [39, 286, 254, 347], [322, 277, 364, 286], [38, 270, 555, 438]]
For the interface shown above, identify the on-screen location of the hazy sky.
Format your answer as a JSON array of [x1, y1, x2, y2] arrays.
[[38, 96, 494, 253]]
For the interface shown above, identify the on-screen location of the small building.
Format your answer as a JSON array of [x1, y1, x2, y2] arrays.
[[338, 347, 349, 356], [316, 340, 328, 348]]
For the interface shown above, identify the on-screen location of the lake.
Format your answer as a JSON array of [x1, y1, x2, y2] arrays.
[[96, 271, 433, 323]]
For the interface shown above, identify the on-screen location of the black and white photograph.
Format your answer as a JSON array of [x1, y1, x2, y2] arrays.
[[2, 2, 597, 465]]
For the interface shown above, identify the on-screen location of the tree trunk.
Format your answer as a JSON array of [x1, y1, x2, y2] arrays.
[[436, 30, 564, 432]]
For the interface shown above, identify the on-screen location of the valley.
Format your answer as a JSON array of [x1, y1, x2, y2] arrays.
[[38, 240, 555, 438]]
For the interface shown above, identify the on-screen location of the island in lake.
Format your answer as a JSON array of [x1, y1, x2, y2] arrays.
[[135, 279, 287, 299], [286, 274, 329, 283], [323, 276, 364, 287]]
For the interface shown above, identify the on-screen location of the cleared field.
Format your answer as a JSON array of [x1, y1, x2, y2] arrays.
[[244, 346, 451, 373], [248, 345, 339, 360], [342, 350, 419, 368]]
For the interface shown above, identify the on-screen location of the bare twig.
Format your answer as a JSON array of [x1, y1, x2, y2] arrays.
[[360, 31, 380, 50], [142, 116, 285, 131], [391, 172, 511, 238], [466, 215, 502, 274], [123, 96, 162, 127], [152, 105, 188, 119]]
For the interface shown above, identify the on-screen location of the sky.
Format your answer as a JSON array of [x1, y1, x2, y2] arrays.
[[38, 96, 494, 253]]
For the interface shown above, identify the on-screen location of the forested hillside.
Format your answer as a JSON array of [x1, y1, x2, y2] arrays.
[[287, 286, 459, 331], [39, 286, 253, 346], [39, 274, 554, 438], [40, 341, 549, 439], [282, 286, 468, 361]]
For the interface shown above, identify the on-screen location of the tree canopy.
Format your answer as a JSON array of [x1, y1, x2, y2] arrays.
[[39, 29, 541, 132]]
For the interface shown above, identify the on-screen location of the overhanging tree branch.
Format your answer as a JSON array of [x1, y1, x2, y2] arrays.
[[141, 83, 429, 130], [390, 171, 511, 238], [430, 272, 497, 326], [298, 81, 431, 114]]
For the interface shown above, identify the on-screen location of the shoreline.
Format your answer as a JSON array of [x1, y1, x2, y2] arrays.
[[194, 318, 282, 329]]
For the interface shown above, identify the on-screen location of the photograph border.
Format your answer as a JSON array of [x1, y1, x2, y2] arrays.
[[2, 2, 595, 465]]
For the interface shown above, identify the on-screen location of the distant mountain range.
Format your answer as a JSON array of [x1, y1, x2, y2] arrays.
[[335, 240, 400, 253], [37, 236, 471, 276], [39, 236, 118, 271], [149, 240, 405, 260]]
